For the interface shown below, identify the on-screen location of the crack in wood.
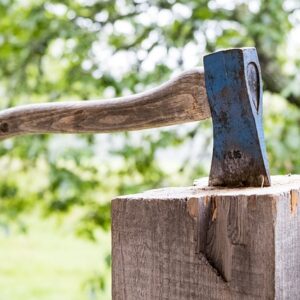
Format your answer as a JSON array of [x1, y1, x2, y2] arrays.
[[290, 189, 299, 216]]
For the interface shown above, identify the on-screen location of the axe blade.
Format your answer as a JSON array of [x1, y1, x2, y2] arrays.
[[204, 48, 271, 187]]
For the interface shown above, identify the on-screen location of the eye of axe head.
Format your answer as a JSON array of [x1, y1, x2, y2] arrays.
[[204, 48, 271, 187]]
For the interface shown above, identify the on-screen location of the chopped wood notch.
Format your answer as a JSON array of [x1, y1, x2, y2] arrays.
[[204, 195, 247, 282]]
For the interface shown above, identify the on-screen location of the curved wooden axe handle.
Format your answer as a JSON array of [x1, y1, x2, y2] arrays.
[[0, 68, 209, 140]]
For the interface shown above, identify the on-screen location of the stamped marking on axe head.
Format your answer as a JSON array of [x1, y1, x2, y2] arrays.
[[204, 48, 270, 187]]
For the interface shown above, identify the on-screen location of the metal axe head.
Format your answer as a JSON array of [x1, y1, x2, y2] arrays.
[[204, 47, 271, 187]]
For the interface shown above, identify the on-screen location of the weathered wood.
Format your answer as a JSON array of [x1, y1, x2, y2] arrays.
[[112, 175, 300, 299], [0, 68, 209, 140]]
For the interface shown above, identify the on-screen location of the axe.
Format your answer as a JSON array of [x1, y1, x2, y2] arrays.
[[0, 48, 271, 187]]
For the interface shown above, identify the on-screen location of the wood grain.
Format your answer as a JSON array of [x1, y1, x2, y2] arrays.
[[112, 175, 300, 299], [0, 68, 209, 139]]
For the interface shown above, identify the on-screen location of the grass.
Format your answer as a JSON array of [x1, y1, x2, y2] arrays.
[[0, 215, 111, 300]]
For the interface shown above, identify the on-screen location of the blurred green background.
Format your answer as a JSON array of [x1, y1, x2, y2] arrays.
[[0, 0, 300, 299]]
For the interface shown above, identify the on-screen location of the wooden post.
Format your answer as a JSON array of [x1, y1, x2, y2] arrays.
[[112, 175, 300, 299]]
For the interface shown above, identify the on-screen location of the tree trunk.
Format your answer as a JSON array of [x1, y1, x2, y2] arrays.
[[112, 175, 300, 299]]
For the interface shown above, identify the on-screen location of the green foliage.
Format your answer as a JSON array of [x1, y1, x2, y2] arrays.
[[0, 215, 110, 300], [265, 93, 300, 174], [0, 0, 300, 296]]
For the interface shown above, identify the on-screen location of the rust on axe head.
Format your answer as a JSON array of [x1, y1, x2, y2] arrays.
[[204, 48, 271, 187]]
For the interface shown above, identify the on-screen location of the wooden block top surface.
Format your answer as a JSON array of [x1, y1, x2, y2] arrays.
[[115, 175, 300, 200]]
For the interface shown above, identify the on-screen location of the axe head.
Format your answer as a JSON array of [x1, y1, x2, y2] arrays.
[[204, 48, 271, 187]]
